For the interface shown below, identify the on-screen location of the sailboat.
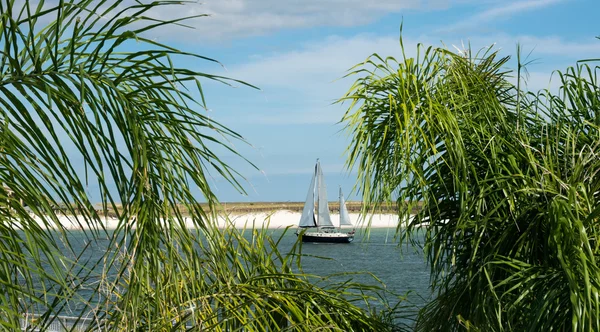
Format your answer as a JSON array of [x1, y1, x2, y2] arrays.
[[296, 160, 355, 243]]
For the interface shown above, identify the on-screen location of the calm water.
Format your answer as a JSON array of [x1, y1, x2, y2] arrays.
[[29, 228, 431, 320], [280, 228, 431, 307]]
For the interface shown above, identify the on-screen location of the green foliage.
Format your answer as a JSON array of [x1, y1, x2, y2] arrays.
[[340, 36, 600, 331], [103, 225, 406, 331], [0, 0, 406, 330]]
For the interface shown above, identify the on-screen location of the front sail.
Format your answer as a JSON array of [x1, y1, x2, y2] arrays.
[[299, 163, 317, 228], [339, 187, 353, 226], [316, 161, 334, 228]]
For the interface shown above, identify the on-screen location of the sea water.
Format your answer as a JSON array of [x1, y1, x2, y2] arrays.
[[21, 227, 431, 325], [276, 228, 431, 309]]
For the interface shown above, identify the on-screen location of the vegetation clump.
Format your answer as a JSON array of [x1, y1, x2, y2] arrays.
[[341, 37, 600, 330]]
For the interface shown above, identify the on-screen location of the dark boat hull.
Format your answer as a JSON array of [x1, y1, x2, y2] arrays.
[[298, 232, 354, 243]]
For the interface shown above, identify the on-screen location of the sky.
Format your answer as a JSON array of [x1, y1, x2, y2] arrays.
[[141, 0, 598, 202]]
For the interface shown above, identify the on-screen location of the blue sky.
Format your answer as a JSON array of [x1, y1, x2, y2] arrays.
[[144, 0, 599, 202]]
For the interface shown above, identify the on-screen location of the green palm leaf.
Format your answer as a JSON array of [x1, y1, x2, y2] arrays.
[[341, 36, 600, 330]]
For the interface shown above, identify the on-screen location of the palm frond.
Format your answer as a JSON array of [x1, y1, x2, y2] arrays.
[[340, 36, 600, 330]]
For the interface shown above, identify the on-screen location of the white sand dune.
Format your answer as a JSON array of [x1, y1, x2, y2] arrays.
[[203, 210, 404, 229], [23, 210, 406, 230]]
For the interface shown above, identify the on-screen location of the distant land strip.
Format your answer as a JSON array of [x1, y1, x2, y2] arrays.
[[207, 201, 421, 215], [48, 201, 422, 218]]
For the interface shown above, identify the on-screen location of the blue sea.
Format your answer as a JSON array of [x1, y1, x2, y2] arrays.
[[25, 227, 431, 327], [279, 228, 431, 304]]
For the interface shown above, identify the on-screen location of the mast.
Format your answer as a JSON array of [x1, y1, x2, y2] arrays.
[[316, 159, 320, 228], [338, 186, 342, 231]]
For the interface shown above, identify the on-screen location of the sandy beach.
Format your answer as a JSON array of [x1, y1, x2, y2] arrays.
[[212, 210, 403, 229], [24, 210, 404, 230]]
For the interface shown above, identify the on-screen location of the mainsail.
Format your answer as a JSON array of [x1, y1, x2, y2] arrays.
[[316, 161, 334, 228], [339, 187, 353, 226], [296, 160, 355, 243], [298, 160, 334, 228], [298, 163, 317, 228]]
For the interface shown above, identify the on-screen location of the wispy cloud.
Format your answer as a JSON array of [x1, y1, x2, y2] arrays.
[[440, 0, 564, 33], [512, 35, 600, 57], [207, 34, 428, 125], [453, 34, 600, 61], [208, 31, 600, 127], [139, 0, 449, 41], [224, 31, 599, 94], [225, 34, 411, 87]]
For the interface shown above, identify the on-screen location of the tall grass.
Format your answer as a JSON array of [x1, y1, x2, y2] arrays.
[[340, 37, 600, 330]]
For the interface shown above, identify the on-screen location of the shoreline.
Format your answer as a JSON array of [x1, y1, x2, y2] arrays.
[[217, 210, 403, 229], [22, 210, 405, 230]]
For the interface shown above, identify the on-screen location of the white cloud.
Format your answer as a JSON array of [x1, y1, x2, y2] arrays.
[[225, 32, 599, 91], [512, 36, 600, 58], [209, 32, 599, 126], [441, 0, 564, 32], [453, 34, 600, 63], [506, 70, 563, 93], [139, 0, 451, 41], [226, 34, 423, 87], [225, 31, 598, 87], [207, 34, 429, 125]]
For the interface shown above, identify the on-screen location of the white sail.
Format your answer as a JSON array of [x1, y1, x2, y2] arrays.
[[316, 161, 334, 228], [298, 163, 317, 228], [339, 187, 353, 226], [296, 160, 355, 243]]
